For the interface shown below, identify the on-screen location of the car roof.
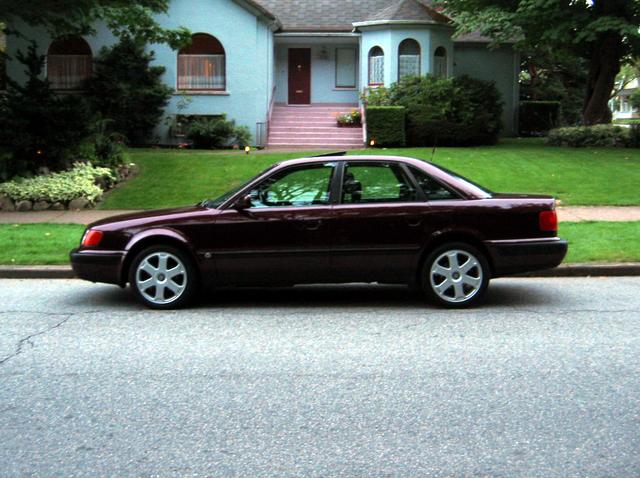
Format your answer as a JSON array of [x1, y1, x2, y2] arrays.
[[275, 155, 429, 169]]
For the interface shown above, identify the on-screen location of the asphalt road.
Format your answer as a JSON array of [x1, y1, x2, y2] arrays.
[[0, 278, 639, 477]]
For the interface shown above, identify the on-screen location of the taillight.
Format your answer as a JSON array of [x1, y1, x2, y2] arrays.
[[539, 210, 557, 232], [81, 229, 104, 247]]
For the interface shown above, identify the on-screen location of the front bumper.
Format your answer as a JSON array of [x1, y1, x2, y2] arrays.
[[485, 237, 568, 277], [70, 248, 126, 285]]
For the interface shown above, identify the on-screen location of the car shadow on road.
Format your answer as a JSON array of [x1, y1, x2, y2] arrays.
[[65, 279, 557, 311]]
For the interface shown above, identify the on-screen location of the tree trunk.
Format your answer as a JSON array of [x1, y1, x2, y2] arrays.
[[582, 33, 623, 125]]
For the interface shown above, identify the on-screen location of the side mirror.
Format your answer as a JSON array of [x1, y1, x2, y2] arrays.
[[233, 194, 253, 210]]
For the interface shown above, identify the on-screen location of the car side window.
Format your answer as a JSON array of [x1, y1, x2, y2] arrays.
[[409, 167, 460, 200], [249, 163, 335, 208], [342, 162, 417, 204]]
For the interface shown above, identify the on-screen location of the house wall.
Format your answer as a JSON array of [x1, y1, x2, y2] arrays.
[[453, 43, 520, 136], [359, 25, 454, 88], [5, 0, 276, 144], [274, 38, 360, 104]]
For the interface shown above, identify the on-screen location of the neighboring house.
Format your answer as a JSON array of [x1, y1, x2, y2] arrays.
[[5, 0, 520, 148], [610, 78, 639, 121]]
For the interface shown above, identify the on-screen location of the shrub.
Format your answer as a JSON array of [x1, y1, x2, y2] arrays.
[[79, 119, 128, 169], [186, 116, 252, 149], [363, 76, 503, 146], [519, 101, 562, 136], [0, 162, 116, 204], [0, 43, 93, 178], [365, 106, 406, 147], [546, 124, 634, 148], [84, 36, 173, 144]]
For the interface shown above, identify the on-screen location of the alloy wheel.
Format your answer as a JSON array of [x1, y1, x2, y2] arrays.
[[135, 251, 188, 306], [429, 249, 483, 304]]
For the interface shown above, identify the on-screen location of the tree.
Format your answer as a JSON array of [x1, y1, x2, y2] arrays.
[[442, 0, 640, 125], [520, 48, 587, 125], [83, 36, 173, 144], [0, 0, 189, 49], [0, 43, 93, 178]]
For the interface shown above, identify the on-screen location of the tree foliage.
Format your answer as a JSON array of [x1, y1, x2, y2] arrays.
[[0, 0, 190, 49], [441, 0, 640, 125], [0, 43, 93, 179], [83, 36, 173, 144]]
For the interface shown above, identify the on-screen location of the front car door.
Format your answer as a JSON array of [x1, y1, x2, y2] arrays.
[[210, 162, 338, 286], [329, 160, 431, 284]]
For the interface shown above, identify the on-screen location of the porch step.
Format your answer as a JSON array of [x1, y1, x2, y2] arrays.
[[268, 103, 363, 149]]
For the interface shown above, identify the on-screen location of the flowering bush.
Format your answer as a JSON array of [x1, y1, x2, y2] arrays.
[[0, 163, 116, 204], [336, 110, 362, 126]]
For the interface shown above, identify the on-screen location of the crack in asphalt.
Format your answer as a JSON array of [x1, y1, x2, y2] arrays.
[[0, 314, 74, 366]]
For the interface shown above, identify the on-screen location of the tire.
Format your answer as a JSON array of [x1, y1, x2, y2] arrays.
[[128, 245, 198, 309], [421, 242, 490, 308]]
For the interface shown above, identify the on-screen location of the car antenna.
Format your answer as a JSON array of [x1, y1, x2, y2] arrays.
[[430, 139, 438, 162], [311, 151, 347, 158]]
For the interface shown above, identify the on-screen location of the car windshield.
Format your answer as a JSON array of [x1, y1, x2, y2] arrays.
[[203, 164, 278, 208], [427, 162, 493, 198]]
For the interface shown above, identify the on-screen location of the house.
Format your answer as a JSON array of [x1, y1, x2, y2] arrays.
[[610, 78, 639, 122], [5, 0, 520, 148]]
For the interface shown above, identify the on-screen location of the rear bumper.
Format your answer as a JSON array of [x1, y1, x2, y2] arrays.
[[485, 237, 568, 277], [70, 248, 125, 285]]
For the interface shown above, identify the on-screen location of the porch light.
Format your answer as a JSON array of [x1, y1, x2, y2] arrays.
[[245, 146, 251, 154], [369, 139, 376, 147]]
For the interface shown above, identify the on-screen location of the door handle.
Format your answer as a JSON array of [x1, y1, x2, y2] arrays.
[[405, 215, 423, 227], [301, 219, 322, 231]]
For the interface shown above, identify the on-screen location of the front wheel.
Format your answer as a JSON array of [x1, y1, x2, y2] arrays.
[[421, 243, 490, 308], [129, 245, 198, 309]]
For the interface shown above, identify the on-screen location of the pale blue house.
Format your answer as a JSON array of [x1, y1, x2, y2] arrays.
[[5, 0, 520, 148]]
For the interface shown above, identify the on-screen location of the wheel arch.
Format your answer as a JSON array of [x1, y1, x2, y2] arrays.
[[415, 230, 494, 285], [120, 228, 201, 287]]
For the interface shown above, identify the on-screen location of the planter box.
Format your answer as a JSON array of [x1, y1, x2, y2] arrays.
[[337, 122, 362, 128]]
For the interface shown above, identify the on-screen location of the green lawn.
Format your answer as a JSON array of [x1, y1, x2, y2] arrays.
[[99, 139, 640, 210], [0, 224, 85, 265], [2, 221, 639, 266]]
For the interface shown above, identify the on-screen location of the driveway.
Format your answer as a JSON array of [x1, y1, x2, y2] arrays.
[[1, 278, 639, 477]]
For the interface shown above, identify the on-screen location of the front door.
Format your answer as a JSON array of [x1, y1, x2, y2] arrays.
[[210, 162, 338, 286], [288, 48, 311, 105]]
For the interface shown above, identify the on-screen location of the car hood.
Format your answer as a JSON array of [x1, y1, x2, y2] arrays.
[[88, 205, 214, 230]]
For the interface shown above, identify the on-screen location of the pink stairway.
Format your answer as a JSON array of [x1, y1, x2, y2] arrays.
[[268, 104, 364, 149]]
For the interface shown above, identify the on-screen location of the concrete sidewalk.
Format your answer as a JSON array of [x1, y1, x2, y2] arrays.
[[1, 206, 640, 225]]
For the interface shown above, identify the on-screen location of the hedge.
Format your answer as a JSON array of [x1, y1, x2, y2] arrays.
[[546, 124, 640, 148], [520, 101, 562, 136], [366, 106, 406, 147]]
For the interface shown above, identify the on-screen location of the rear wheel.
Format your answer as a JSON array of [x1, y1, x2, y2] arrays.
[[421, 242, 489, 308], [129, 245, 197, 309]]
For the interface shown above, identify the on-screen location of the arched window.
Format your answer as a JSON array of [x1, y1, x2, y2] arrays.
[[178, 33, 226, 91], [368, 46, 384, 86], [398, 39, 420, 80], [47, 36, 92, 90], [433, 47, 447, 78]]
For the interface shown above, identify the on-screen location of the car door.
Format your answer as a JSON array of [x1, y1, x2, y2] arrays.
[[210, 162, 337, 286], [329, 161, 430, 284]]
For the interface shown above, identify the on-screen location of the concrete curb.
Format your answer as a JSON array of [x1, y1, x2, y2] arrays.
[[1, 263, 640, 280]]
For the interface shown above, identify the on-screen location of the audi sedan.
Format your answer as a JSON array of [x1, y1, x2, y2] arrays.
[[70, 155, 568, 309]]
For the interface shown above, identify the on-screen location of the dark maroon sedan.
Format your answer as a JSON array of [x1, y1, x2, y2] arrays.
[[71, 155, 567, 309]]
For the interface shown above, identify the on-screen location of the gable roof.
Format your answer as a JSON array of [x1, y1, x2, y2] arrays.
[[255, 0, 500, 43], [361, 0, 451, 25]]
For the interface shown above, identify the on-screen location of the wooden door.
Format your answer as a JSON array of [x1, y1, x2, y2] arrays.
[[288, 48, 311, 105]]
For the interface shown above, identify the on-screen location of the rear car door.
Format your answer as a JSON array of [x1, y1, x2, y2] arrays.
[[329, 161, 430, 284], [210, 162, 337, 286]]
